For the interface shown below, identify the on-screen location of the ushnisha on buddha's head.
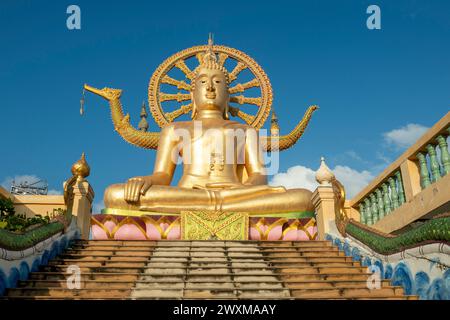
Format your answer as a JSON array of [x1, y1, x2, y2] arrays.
[[190, 44, 231, 119]]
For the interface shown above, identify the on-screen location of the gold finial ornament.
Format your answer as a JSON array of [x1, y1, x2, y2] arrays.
[[71, 152, 90, 181], [315, 156, 335, 186]]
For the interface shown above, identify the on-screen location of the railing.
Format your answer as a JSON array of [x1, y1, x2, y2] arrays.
[[358, 170, 406, 225], [348, 112, 450, 232]]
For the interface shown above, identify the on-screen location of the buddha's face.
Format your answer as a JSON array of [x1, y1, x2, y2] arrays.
[[191, 67, 229, 115]]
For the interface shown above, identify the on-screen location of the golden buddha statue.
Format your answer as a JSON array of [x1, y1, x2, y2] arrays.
[[83, 38, 318, 215]]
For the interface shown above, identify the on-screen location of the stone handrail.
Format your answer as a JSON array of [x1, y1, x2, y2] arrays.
[[348, 112, 450, 232]]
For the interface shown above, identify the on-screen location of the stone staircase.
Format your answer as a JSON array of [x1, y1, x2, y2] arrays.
[[4, 240, 417, 300]]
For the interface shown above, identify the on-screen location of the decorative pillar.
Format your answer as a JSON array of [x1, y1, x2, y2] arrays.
[[436, 135, 450, 175], [370, 194, 379, 224], [382, 183, 391, 215], [312, 186, 337, 241], [66, 153, 95, 239], [359, 203, 366, 225], [388, 177, 399, 210], [364, 198, 373, 225], [426, 144, 441, 182], [376, 188, 385, 220], [395, 171, 406, 205], [312, 157, 337, 240], [72, 180, 95, 239], [417, 152, 431, 189]]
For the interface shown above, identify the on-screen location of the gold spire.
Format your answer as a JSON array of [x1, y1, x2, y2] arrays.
[[202, 33, 218, 65], [138, 101, 149, 132], [271, 110, 279, 129], [270, 110, 280, 136], [208, 32, 213, 48], [71, 152, 90, 181]]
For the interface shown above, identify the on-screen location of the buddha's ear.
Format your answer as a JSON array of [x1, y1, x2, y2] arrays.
[[224, 103, 230, 120], [190, 91, 197, 119]]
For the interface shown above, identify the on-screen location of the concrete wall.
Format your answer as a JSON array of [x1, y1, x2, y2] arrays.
[[13, 195, 66, 218], [0, 186, 66, 218]]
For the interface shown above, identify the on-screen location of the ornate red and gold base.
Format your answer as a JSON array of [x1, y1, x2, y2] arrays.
[[91, 209, 317, 241]]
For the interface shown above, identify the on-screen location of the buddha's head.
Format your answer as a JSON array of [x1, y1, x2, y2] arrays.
[[190, 44, 230, 119]]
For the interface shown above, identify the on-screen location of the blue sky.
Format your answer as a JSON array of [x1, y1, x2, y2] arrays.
[[1, 1, 449, 210]]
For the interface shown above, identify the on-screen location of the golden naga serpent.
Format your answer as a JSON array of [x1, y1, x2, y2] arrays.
[[83, 44, 318, 151]]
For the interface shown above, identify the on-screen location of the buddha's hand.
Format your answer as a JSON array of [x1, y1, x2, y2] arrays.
[[124, 176, 152, 203]]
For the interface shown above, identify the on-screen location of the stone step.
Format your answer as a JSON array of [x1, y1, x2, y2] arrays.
[[56, 255, 354, 263], [61, 250, 345, 258], [39, 263, 367, 274], [18, 279, 391, 289], [6, 287, 291, 298], [289, 287, 405, 298], [5, 286, 405, 299], [6, 288, 132, 298], [65, 245, 323, 251], [27, 271, 372, 282], [64, 248, 341, 256], [72, 240, 333, 247], [46, 259, 359, 268]]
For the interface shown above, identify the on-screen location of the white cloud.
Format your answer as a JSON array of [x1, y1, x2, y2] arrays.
[[332, 165, 374, 198], [1, 174, 61, 195], [269, 165, 318, 191], [383, 123, 429, 149], [269, 164, 374, 199]]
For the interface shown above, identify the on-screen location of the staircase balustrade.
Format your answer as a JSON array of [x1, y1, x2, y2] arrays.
[[347, 113, 450, 231]]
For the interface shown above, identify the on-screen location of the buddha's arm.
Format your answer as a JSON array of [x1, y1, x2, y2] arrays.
[[243, 129, 267, 186], [151, 124, 178, 186], [123, 125, 177, 202]]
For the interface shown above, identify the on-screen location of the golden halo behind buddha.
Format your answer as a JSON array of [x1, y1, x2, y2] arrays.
[[148, 43, 273, 129]]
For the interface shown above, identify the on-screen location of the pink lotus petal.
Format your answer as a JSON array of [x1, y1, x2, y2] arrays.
[[297, 229, 310, 241], [145, 223, 162, 240], [165, 226, 181, 240], [91, 225, 109, 240], [104, 220, 116, 233], [114, 224, 147, 240], [282, 229, 298, 241], [306, 226, 317, 238], [266, 226, 283, 241], [249, 227, 261, 240]]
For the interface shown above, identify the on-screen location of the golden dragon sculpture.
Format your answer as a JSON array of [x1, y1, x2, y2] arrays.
[[83, 84, 317, 151], [261, 105, 318, 151], [84, 85, 160, 149]]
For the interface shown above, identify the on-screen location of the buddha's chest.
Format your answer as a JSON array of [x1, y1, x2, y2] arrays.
[[180, 127, 246, 164]]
